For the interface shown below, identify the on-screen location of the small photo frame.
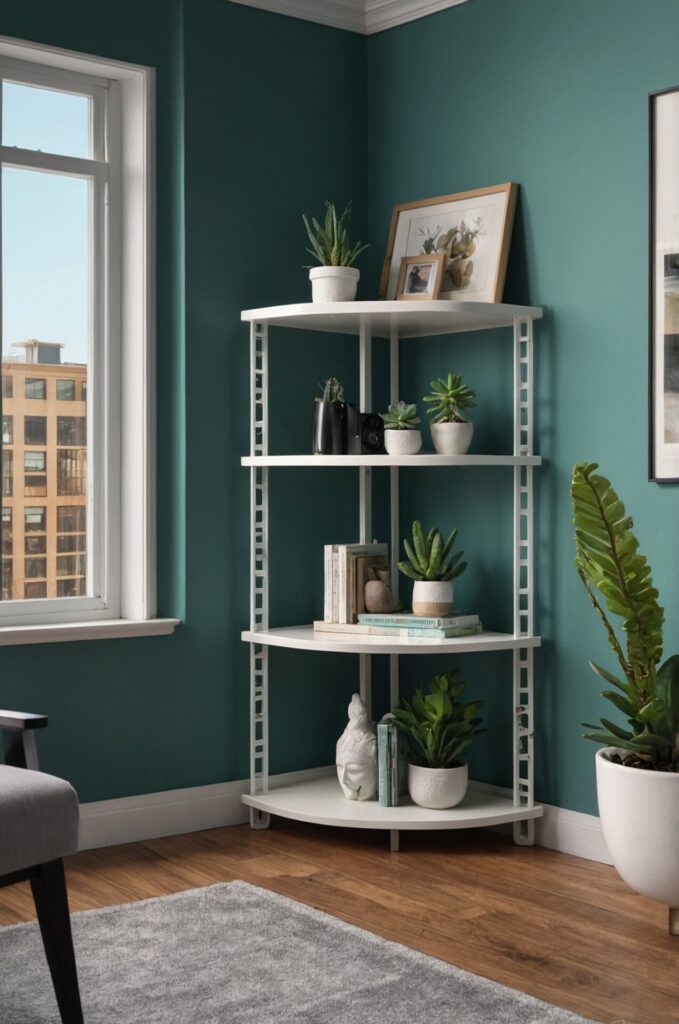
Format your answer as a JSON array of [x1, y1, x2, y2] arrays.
[[395, 254, 446, 301]]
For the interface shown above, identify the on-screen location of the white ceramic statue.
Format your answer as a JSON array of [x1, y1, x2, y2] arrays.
[[336, 693, 377, 801]]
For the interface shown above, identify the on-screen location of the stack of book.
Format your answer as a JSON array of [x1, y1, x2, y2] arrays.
[[322, 542, 388, 625], [315, 611, 482, 639]]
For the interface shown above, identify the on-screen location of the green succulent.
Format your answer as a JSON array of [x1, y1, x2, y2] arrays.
[[319, 377, 344, 403], [572, 461, 679, 767], [423, 373, 476, 424], [392, 669, 484, 769], [303, 201, 368, 268], [380, 401, 421, 431], [398, 520, 467, 582]]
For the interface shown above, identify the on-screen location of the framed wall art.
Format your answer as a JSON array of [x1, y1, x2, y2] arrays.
[[379, 183, 517, 303], [650, 87, 679, 482], [395, 254, 446, 300]]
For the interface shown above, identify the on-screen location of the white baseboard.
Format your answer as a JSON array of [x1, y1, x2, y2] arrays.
[[79, 770, 612, 865]]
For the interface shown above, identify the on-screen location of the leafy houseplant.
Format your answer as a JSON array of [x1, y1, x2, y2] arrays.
[[423, 373, 476, 455], [392, 670, 484, 808], [302, 201, 368, 303], [571, 461, 679, 931], [380, 401, 422, 456], [398, 521, 466, 616], [312, 376, 347, 455]]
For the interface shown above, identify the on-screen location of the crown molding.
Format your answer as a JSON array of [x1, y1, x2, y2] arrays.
[[227, 0, 470, 35]]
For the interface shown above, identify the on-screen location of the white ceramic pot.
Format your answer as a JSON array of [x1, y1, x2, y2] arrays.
[[430, 420, 473, 455], [309, 266, 359, 303], [384, 429, 422, 456], [412, 579, 453, 616], [596, 748, 679, 924], [408, 761, 468, 809]]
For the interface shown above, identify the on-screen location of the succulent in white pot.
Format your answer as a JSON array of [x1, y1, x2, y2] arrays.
[[424, 372, 476, 455], [398, 520, 467, 616], [392, 669, 484, 809], [303, 200, 368, 303], [572, 461, 679, 934], [380, 401, 422, 455]]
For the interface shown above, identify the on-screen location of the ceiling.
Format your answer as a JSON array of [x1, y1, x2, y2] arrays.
[[228, 0, 471, 35]]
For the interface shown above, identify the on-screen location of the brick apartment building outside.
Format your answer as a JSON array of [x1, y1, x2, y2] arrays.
[[1, 340, 87, 601]]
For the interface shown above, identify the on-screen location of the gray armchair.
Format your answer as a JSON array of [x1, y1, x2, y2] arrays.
[[0, 711, 84, 1024]]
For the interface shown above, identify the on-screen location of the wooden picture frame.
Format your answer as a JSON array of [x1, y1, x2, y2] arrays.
[[649, 87, 679, 482], [379, 183, 518, 303], [395, 254, 446, 301]]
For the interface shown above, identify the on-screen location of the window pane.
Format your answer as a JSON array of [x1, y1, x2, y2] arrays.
[[24, 417, 46, 445], [24, 474, 46, 497], [2, 451, 12, 497], [2, 82, 90, 158], [24, 451, 46, 472], [2, 507, 11, 556], [25, 557, 46, 579], [2, 376, 12, 398], [2, 558, 12, 597], [57, 449, 86, 495], [56, 379, 75, 401], [25, 507, 46, 532], [57, 416, 86, 446], [25, 534, 46, 555], [57, 533, 84, 553], [25, 377, 46, 400], [25, 581, 47, 599], [57, 553, 85, 577], [2, 416, 12, 444], [57, 506, 85, 532], [57, 577, 84, 597]]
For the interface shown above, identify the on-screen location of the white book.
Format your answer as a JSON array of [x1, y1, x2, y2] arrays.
[[331, 549, 339, 622], [323, 544, 334, 622]]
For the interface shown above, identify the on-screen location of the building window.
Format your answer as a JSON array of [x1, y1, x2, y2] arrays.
[[24, 507, 46, 532], [57, 505, 85, 533], [25, 581, 47, 599], [57, 533, 84, 553], [24, 451, 47, 497], [2, 375, 12, 399], [56, 379, 76, 401], [25, 377, 46, 400], [57, 449, 86, 496], [2, 507, 11, 557], [57, 416, 86, 446], [2, 416, 12, 444], [25, 557, 46, 580], [57, 553, 85, 577], [57, 578, 85, 597], [25, 534, 46, 555], [24, 416, 47, 445], [2, 450, 12, 497], [81, 381, 87, 402], [2, 558, 12, 599], [24, 451, 46, 472]]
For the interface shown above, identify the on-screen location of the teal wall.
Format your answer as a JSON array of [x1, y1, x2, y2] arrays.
[[367, 0, 679, 814], [2, 0, 677, 818]]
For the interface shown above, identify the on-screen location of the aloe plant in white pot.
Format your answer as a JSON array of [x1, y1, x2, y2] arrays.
[[303, 200, 368, 303], [392, 669, 484, 809], [572, 461, 679, 934], [423, 372, 476, 455], [398, 520, 467, 616], [379, 401, 422, 455]]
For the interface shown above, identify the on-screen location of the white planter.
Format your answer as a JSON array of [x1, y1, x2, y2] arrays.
[[408, 761, 468, 809], [430, 420, 473, 455], [596, 747, 679, 929], [309, 266, 359, 303], [412, 579, 453, 616], [384, 429, 422, 456]]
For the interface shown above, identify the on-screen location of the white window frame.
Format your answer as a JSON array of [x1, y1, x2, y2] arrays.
[[0, 36, 177, 644]]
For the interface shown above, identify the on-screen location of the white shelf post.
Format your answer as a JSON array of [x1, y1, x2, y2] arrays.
[[389, 325, 400, 854], [359, 322, 373, 715], [512, 315, 535, 846], [249, 321, 270, 830]]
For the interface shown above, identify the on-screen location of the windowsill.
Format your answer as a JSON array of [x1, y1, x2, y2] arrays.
[[0, 617, 180, 646]]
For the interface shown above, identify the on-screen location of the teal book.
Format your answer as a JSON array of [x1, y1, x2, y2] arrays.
[[377, 718, 396, 807]]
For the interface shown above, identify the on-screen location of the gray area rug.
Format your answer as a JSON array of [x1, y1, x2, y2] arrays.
[[0, 880, 596, 1023]]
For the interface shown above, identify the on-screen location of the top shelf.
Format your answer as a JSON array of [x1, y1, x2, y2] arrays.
[[240, 301, 543, 339]]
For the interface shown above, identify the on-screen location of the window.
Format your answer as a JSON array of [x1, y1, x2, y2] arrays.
[[2, 376, 12, 399], [2, 416, 12, 444], [25, 377, 46, 400], [2, 507, 11, 557], [56, 379, 76, 401], [57, 416, 86, 446], [2, 450, 12, 497], [24, 416, 46, 445], [2, 559, 12, 599], [24, 507, 46, 532], [0, 41, 158, 636]]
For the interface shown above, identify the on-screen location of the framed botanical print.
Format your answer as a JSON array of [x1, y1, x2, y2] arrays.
[[379, 183, 517, 303], [650, 87, 679, 481]]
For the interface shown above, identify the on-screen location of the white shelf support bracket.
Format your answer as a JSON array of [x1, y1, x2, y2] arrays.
[[389, 326, 400, 712], [359, 321, 373, 715], [250, 321, 270, 829]]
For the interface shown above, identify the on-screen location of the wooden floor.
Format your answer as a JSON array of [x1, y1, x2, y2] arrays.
[[1, 821, 677, 1024]]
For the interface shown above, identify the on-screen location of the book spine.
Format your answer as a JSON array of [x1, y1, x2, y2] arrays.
[[389, 725, 399, 806], [348, 552, 357, 624], [323, 545, 333, 622], [377, 722, 393, 807], [338, 546, 347, 624], [357, 613, 479, 628], [313, 622, 483, 637], [331, 550, 339, 622]]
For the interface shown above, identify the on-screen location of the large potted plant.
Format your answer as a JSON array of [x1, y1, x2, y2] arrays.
[[393, 670, 484, 808], [423, 372, 476, 455], [379, 401, 422, 455], [398, 520, 466, 616], [303, 200, 368, 303], [571, 461, 679, 934], [312, 377, 346, 455]]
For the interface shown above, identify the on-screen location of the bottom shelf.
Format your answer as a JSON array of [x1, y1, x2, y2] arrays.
[[242, 771, 543, 831]]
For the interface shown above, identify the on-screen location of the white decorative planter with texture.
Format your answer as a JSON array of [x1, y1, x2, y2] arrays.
[[309, 266, 359, 303], [412, 579, 453, 616], [408, 762, 468, 809], [384, 429, 422, 456], [596, 747, 679, 932], [430, 421, 473, 455]]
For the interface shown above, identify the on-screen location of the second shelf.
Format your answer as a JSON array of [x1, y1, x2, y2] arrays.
[[242, 626, 540, 655], [242, 453, 541, 467]]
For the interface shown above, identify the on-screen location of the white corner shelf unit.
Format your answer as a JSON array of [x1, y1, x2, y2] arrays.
[[240, 299, 544, 850]]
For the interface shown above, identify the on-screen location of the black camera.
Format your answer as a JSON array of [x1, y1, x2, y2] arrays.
[[345, 405, 385, 455]]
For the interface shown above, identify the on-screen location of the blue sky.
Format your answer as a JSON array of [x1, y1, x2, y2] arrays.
[[2, 82, 90, 365]]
